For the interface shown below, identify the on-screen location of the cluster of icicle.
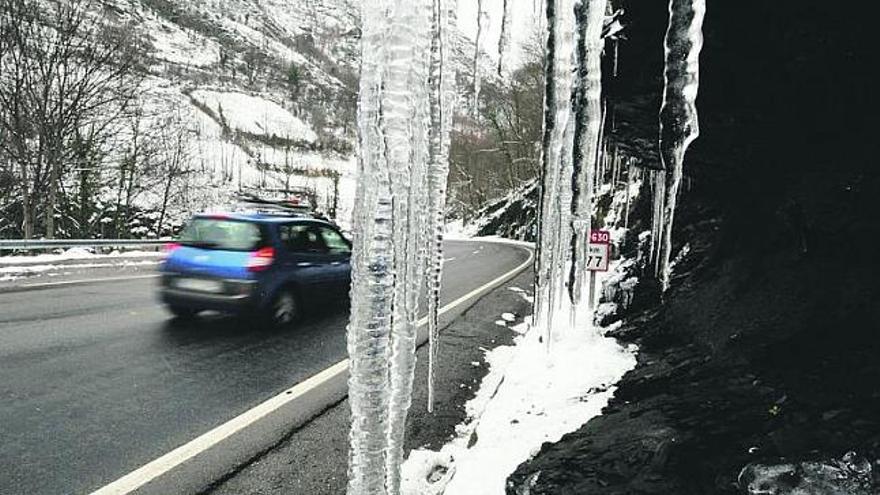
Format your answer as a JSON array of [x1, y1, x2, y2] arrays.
[[346, 0, 456, 494], [533, 0, 608, 339], [649, 0, 705, 290]]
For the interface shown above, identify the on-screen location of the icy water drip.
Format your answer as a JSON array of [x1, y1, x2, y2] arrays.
[[655, 0, 705, 289]]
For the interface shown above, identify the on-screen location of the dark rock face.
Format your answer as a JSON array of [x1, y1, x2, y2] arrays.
[[507, 1, 879, 493], [474, 182, 539, 241]]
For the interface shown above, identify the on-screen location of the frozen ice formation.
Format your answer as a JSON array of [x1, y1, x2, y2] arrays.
[[347, 0, 456, 493], [653, 0, 705, 290]]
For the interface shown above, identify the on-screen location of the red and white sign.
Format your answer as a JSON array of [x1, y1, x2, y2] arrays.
[[587, 229, 611, 272]]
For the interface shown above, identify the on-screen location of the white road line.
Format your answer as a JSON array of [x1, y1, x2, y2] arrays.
[[90, 241, 534, 495], [18, 274, 159, 289]]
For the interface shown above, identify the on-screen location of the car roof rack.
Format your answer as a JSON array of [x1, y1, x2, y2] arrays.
[[229, 193, 331, 221]]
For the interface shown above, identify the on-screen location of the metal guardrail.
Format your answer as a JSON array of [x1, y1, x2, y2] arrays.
[[0, 239, 170, 251]]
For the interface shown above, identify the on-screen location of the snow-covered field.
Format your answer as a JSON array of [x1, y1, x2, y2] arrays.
[[112, 79, 358, 230], [190, 90, 317, 143]]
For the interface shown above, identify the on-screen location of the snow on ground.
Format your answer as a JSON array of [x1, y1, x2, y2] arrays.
[[0, 248, 164, 266], [445, 219, 478, 240], [142, 12, 221, 67], [190, 89, 317, 143], [0, 260, 160, 282], [402, 286, 638, 494], [507, 286, 534, 304], [0, 248, 164, 282]]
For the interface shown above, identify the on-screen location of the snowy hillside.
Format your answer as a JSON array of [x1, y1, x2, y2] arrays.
[[94, 0, 492, 233], [0, 0, 501, 240], [88, 0, 362, 229]]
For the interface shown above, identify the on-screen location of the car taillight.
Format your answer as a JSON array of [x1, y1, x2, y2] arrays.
[[247, 247, 275, 272], [163, 242, 181, 257]]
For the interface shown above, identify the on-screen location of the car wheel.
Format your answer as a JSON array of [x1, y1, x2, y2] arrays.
[[270, 289, 300, 328], [167, 305, 198, 319]]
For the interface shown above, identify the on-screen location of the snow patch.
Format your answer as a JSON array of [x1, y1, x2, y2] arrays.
[[402, 320, 637, 495], [444, 219, 478, 240], [0, 260, 160, 277], [190, 89, 317, 143], [0, 249, 164, 266]]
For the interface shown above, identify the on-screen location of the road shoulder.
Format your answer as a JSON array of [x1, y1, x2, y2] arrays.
[[202, 270, 535, 495]]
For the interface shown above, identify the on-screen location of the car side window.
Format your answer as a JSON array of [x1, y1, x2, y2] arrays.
[[319, 227, 351, 255], [280, 224, 326, 253]]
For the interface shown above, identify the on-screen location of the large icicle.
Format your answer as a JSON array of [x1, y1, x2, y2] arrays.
[[656, 0, 705, 290], [425, 0, 458, 414], [650, 169, 665, 276], [497, 0, 511, 76], [347, 0, 434, 494], [569, 0, 607, 327], [471, 0, 484, 115], [550, 107, 575, 329], [534, 0, 576, 339], [346, 0, 394, 491], [384, 1, 433, 493]]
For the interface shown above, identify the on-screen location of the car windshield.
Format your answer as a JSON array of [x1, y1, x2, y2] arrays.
[[178, 218, 264, 251]]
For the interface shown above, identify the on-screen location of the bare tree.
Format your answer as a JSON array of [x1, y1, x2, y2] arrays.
[[154, 116, 193, 236], [448, 34, 545, 218], [0, 0, 144, 238]]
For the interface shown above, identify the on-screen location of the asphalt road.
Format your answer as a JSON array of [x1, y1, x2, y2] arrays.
[[0, 240, 531, 495]]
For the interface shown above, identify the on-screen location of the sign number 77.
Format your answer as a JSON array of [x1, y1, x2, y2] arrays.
[[587, 230, 610, 272]]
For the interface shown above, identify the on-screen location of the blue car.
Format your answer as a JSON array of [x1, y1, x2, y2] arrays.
[[159, 213, 352, 326]]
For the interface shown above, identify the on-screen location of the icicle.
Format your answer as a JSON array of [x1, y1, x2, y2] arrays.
[[611, 146, 618, 188], [347, 0, 434, 494], [472, 0, 484, 115], [657, 0, 705, 290], [569, 0, 607, 328], [622, 159, 632, 229], [551, 107, 575, 324], [497, 0, 511, 76], [426, 0, 458, 414], [594, 100, 607, 194], [650, 169, 666, 277], [384, 2, 434, 493], [346, 1, 394, 491], [534, 0, 577, 341]]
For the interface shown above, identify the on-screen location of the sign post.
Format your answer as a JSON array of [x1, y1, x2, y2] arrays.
[[587, 229, 611, 309]]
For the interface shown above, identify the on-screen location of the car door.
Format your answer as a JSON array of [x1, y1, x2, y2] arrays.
[[278, 223, 335, 298], [315, 224, 352, 297]]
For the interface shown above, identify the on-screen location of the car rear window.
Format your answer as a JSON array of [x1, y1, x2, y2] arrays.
[[178, 218, 266, 251]]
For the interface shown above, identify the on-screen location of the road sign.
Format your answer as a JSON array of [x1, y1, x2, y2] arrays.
[[587, 229, 611, 272]]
